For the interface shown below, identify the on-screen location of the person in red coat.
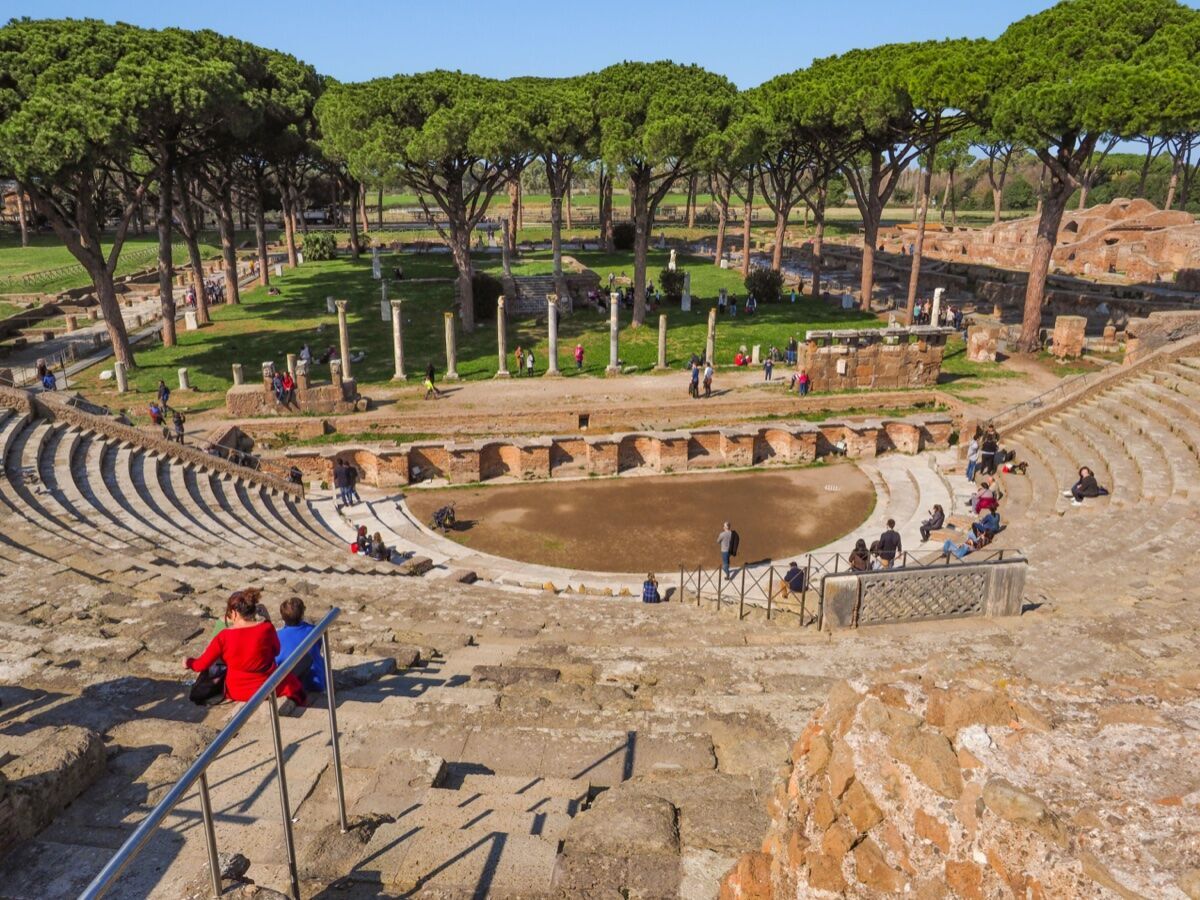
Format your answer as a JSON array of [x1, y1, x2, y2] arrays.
[[185, 589, 306, 711]]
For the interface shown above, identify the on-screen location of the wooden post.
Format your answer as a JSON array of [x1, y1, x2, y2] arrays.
[[738, 569, 746, 620], [767, 568, 774, 621]]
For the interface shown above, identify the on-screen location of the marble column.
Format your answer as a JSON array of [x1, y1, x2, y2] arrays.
[[286, 353, 297, 377], [114, 361, 128, 393], [178, 367, 190, 391], [335, 300, 353, 381], [545, 294, 561, 376], [380, 279, 389, 322], [705, 306, 718, 365], [606, 292, 620, 376], [657, 314, 668, 369], [443, 312, 460, 380], [495, 296, 510, 378], [231, 363, 244, 386], [390, 299, 407, 380]]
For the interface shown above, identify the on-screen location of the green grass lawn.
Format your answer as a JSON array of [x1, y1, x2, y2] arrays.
[[71, 249, 882, 410], [0, 233, 228, 295]]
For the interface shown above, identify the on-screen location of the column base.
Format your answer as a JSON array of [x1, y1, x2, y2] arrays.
[[654, 364, 670, 370], [605, 366, 621, 377], [444, 372, 461, 381], [392, 373, 409, 381], [494, 371, 511, 378], [543, 369, 562, 378]]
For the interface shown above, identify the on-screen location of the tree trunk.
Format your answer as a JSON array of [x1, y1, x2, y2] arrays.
[[631, 175, 650, 327], [906, 162, 934, 321], [218, 189, 241, 306], [1036, 165, 1046, 216], [741, 178, 754, 279], [1017, 177, 1074, 352], [550, 191, 566, 297], [281, 187, 299, 267], [912, 172, 921, 220], [600, 170, 613, 251], [92, 266, 134, 366], [714, 190, 729, 267], [1078, 180, 1090, 210], [1165, 150, 1184, 210], [811, 183, 827, 299], [183, 229, 209, 326], [377, 187, 383, 230], [939, 178, 950, 224], [448, 218, 476, 332], [1137, 142, 1155, 198], [507, 181, 520, 255], [686, 175, 697, 229], [565, 177, 573, 230], [254, 179, 270, 287], [992, 184, 1003, 224], [771, 207, 788, 272], [359, 182, 369, 234], [14, 186, 28, 247], [156, 150, 177, 348], [347, 181, 361, 257], [949, 170, 959, 226], [860, 210, 880, 312]]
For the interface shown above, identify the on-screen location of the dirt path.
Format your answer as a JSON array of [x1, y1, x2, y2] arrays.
[[406, 463, 874, 573]]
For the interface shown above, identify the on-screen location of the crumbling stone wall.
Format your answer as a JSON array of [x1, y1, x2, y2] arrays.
[[719, 666, 1200, 899], [801, 328, 954, 393]]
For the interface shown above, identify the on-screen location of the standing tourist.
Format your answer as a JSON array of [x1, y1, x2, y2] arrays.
[[763, 356, 774, 381], [965, 429, 981, 482], [797, 370, 811, 397], [717, 522, 737, 577], [689, 360, 701, 398], [574, 343, 584, 370], [876, 519, 902, 568], [703, 361, 714, 398], [514, 346, 525, 376], [525, 348, 536, 377]]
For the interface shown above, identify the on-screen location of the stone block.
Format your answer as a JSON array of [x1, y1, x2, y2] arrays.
[[966, 325, 999, 362], [1050, 315, 1087, 359]]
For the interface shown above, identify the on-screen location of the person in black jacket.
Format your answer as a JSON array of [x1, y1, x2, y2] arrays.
[[919, 505, 945, 542], [877, 519, 903, 567], [980, 432, 999, 476], [1064, 466, 1105, 506]]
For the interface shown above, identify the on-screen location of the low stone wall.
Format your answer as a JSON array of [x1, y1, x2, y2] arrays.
[[801, 328, 954, 393], [1124, 310, 1200, 364], [820, 557, 1027, 630], [282, 416, 955, 487], [225, 361, 363, 417]]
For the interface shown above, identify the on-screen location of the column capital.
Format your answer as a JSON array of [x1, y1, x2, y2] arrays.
[[609, 291, 619, 304], [497, 295, 506, 310], [546, 293, 558, 306], [334, 299, 348, 312], [389, 299, 403, 311], [444, 311, 455, 322]]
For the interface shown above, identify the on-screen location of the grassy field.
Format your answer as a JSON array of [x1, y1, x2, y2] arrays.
[[0, 233, 227, 295], [70, 249, 886, 411]]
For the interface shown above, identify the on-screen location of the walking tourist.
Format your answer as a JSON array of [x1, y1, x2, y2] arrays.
[[424, 374, 442, 399], [157, 379, 172, 411], [332, 459, 351, 508], [184, 589, 306, 712], [787, 336, 798, 366], [763, 357, 774, 381], [515, 346, 524, 375], [848, 539, 871, 571], [525, 348, 536, 376], [275, 597, 326, 692], [346, 462, 361, 505], [642, 574, 661, 604], [1064, 466, 1107, 506], [149, 402, 164, 426], [919, 504, 945, 542], [172, 411, 186, 444], [717, 522, 737, 577], [798, 370, 811, 397], [703, 362, 714, 398], [877, 519, 902, 567], [689, 361, 700, 398], [574, 343, 584, 370], [426, 361, 436, 385]]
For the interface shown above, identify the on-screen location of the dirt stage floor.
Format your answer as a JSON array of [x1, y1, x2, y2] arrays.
[[405, 462, 875, 573]]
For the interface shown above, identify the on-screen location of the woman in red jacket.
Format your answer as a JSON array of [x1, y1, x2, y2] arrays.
[[185, 589, 306, 711]]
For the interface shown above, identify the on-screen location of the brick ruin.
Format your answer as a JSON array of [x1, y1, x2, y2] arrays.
[[225, 359, 365, 417], [281, 415, 955, 487], [800, 327, 955, 393]]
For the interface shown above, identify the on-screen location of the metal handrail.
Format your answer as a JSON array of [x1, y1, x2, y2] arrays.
[[79, 607, 347, 900], [988, 369, 1104, 429]]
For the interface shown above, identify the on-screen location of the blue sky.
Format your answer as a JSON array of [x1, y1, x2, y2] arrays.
[[12, 0, 1191, 88]]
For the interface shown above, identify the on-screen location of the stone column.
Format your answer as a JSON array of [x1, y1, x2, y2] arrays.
[[114, 361, 128, 393], [931, 287, 945, 325], [705, 306, 718, 364], [286, 353, 297, 377], [326, 296, 336, 314], [495, 296, 510, 378], [606, 292, 620, 376], [380, 279, 389, 322], [335, 300, 353, 381], [390, 299, 407, 380], [178, 367, 190, 391], [545, 295, 560, 376], [232, 363, 244, 386], [656, 315, 668, 369], [65, 315, 77, 333], [443, 312, 460, 380]]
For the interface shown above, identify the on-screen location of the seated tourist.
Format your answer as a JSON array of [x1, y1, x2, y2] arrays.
[[733, 351, 746, 366], [942, 535, 978, 560], [352, 526, 371, 555], [1063, 466, 1107, 506], [1000, 459, 1028, 475], [848, 540, 870, 571], [148, 402, 163, 426], [642, 573, 661, 604], [919, 504, 945, 542], [275, 597, 326, 693], [184, 589, 306, 712], [781, 561, 806, 597], [972, 509, 1002, 539], [971, 480, 998, 514], [370, 532, 389, 562]]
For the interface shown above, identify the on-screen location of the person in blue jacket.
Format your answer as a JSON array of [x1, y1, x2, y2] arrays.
[[275, 597, 325, 692]]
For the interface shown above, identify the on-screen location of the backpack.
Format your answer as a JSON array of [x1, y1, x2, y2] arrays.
[[729, 530, 740, 557]]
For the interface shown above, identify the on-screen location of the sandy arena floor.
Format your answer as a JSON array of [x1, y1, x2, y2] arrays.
[[405, 462, 874, 573]]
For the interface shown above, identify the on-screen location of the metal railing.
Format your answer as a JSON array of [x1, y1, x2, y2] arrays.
[[679, 548, 1018, 626], [79, 607, 347, 900]]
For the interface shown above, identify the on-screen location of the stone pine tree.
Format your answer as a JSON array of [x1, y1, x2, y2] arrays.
[[747, 81, 812, 275], [985, 0, 1200, 352], [317, 71, 528, 331], [973, 131, 1023, 225], [593, 62, 736, 325], [520, 77, 594, 298], [0, 19, 156, 366], [703, 101, 761, 270]]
